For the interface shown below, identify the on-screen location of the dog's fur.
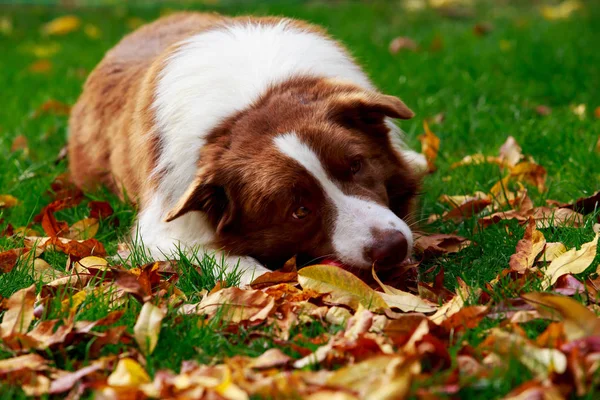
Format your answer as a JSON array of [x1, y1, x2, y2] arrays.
[[68, 12, 426, 284]]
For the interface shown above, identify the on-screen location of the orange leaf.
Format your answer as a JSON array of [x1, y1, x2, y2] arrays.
[[418, 121, 440, 173], [28, 59, 52, 74], [509, 217, 546, 273], [32, 99, 71, 118], [0, 284, 36, 337]]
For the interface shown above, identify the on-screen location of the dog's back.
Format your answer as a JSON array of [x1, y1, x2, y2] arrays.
[[68, 12, 225, 200]]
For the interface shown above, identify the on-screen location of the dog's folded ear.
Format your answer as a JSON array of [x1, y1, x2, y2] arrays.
[[329, 92, 414, 130], [164, 175, 235, 234]]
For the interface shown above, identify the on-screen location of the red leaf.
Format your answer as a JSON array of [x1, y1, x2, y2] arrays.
[[88, 201, 114, 219]]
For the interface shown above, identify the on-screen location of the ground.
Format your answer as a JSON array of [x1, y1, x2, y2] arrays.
[[1, 0, 599, 399]]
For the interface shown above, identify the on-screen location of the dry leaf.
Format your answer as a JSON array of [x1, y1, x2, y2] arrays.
[[0, 284, 36, 337], [64, 217, 99, 240], [372, 266, 437, 313], [298, 264, 388, 311], [389, 37, 418, 54], [473, 22, 493, 36], [250, 348, 292, 369], [41, 15, 81, 36], [84, 24, 101, 39], [571, 103, 586, 119], [541, 1, 582, 20], [28, 59, 52, 74], [414, 233, 471, 256], [88, 200, 114, 219], [107, 358, 151, 387], [0, 16, 13, 35], [0, 353, 47, 374], [539, 242, 567, 262], [418, 121, 440, 173], [522, 292, 600, 341], [535, 105, 552, 116], [510, 161, 547, 192], [31, 258, 64, 283], [0, 194, 19, 208], [499, 136, 523, 167], [194, 287, 275, 323], [134, 302, 165, 355], [25, 42, 61, 58], [32, 99, 71, 118], [542, 233, 598, 288], [509, 218, 546, 273]]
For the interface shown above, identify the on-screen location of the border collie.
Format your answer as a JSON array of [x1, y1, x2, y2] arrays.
[[68, 12, 426, 284]]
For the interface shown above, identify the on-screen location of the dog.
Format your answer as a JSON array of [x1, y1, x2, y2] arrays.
[[68, 12, 426, 284]]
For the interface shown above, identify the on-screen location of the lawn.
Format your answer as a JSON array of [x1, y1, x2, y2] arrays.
[[1, 0, 600, 398]]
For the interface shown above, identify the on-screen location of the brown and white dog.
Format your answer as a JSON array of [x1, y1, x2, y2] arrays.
[[68, 12, 426, 284]]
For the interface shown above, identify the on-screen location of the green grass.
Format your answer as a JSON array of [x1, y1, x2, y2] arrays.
[[1, 0, 600, 398]]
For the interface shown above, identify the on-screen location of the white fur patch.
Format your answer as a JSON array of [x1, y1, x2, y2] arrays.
[[274, 132, 413, 267]]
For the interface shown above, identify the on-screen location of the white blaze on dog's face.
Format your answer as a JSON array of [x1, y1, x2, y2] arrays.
[[165, 77, 419, 269], [274, 132, 414, 267]]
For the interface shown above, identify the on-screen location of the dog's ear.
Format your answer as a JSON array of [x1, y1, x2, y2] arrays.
[[165, 175, 235, 234], [329, 92, 414, 129]]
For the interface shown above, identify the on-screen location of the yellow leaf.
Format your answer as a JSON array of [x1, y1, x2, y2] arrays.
[[429, 279, 474, 325], [60, 290, 87, 317], [510, 161, 547, 192], [0, 194, 19, 208], [31, 258, 64, 284], [372, 266, 437, 313], [41, 15, 81, 36], [64, 218, 99, 240], [126, 17, 145, 31], [134, 302, 165, 355], [0, 16, 13, 35], [107, 358, 151, 387], [27, 42, 61, 58], [28, 59, 52, 74], [0, 284, 36, 337], [541, 0, 582, 20], [83, 24, 101, 39], [418, 121, 440, 173], [509, 218, 546, 273], [542, 233, 598, 288], [298, 264, 388, 312], [522, 292, 600, 341], [539, 242, 567, 262]]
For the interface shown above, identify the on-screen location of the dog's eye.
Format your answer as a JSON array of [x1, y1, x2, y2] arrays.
[[293, 206, 311, 219], [350, 159, 362, 174]]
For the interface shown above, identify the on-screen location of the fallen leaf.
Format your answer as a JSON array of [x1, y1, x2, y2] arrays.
[[60, 290, 87, 316], [126, 17, 145, 30], [0, 284, 36, 337], [250, 271, 298, 289], [0, 248, 31, 273], [11, 135, 29, 153], [429, 279, 475, 325], [25, 42, 61, 58], [418, 121, 440, 173], [542, 233, 598, 288], [49, 358, 111, 394], [192, 287, 275, 323], [539, 242, 567, 262], [450, 154, 505, 169], [442, 196, 491, 221], [84, 23, 101, 39], [250, 348, 292, 369], [473, 22, 493, 36], [535, 105, 552, 116], [0, 16, 13, 35], [0, 353, 47, 374], [440, 305, 488, 332], [0, 194, 19, 208], [31, 258, 64, 283], [510, 161, 547, 192], [562, 190, 600, 215], [28, 59, 52, 74], [509, 218, 546, 273], [499, 136, 523, 167], [88, 201, 114, 219], [41, 15, 81, 36], [298, 264, 388, 311], [389, 37, 418, 54], [32, 99, 71, 118], [541, 0, 582, 20], [372, 266, 437, 313], [571, 103, 586, 119], [134, 302, 165, 355], [107, 358, 151, 387], [414, 233, 472, 256], [64, 217, 99, 240], [522, 292, 600, 341]]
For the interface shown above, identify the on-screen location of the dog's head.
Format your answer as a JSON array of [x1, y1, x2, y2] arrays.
[[165, 78, 420, 269]]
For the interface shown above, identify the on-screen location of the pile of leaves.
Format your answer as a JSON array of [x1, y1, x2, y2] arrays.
[[1, 123, 599, 398]]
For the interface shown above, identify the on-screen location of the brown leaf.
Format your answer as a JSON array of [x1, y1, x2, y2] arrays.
[[49, 358, 111, 394], [0, 194, 19, 208], [542, 233, 598, 288], [443, 196, 491, 221], [134, 302, 165, 355], [250, 348, 292, 369], [193, 287, 275, 323], [27, 319, 73, 349], [562, 190, 600, 215], [28, 59, 52, 74], [509, 218, 546, 273], [389, 36, 418, 54], [418, 121, 440, 173], [498, 136, 522, 167], [0, 284, 36, 337], [440, 305, 488, 333], [11, 135, 29, 153], [88, 201, 114, 219], [414, 233, 472, 256], [0, 353, 48, 374], [510, 161, 547, 192], [298, 264, 388, 311], [473, 22, 493, 36], [595, 106, 600, 119], [538, 242, 567, 262], [0, 247, 26, 273], [522, 292, 600, 341], [32, 99, 71, 118], [535, 105, 552, 116], [372, 265, 437, 313], [250, 271, 298, 289]]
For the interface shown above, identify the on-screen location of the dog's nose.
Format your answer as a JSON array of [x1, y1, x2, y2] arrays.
[[366, 231, 408, 267]]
